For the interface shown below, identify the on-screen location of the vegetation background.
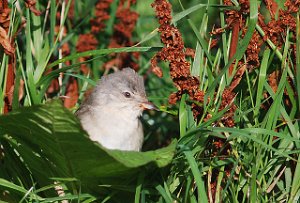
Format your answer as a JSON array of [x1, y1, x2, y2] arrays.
[[0, 0, 299, 202]]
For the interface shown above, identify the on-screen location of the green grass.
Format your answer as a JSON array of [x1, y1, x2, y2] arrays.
[[0, 0, 299, 202]]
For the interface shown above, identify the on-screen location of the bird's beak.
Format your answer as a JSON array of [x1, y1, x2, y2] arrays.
[[140, 101, 159, 111]]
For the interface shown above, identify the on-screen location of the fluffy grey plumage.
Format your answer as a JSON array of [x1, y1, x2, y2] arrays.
[[76, 68, 155, 151]]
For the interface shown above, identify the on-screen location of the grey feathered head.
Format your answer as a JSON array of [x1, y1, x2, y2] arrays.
[[98, 68, 146, 97], [91, 68, 156, 113]]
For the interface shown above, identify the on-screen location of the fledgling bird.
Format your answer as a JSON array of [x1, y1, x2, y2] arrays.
[[76, 68, 156, 151]]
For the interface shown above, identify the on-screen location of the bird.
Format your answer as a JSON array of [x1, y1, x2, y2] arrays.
[[75, 68, 156, 151]]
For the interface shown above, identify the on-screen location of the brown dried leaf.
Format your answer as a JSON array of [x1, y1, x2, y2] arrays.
[[64, 77, 78, 108], [152, 66, 163, 78], [0, 26, 15, 56], [24, 0, 42, 16], [4, 62, 14, 113], [228, 64, 246, 91]]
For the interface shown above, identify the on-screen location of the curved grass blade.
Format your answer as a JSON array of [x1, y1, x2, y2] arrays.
[[47, 47, 161, 70], [184, 151, 208, 203]]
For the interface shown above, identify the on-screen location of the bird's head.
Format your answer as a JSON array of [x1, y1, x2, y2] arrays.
[[94, 68, 157, 116]]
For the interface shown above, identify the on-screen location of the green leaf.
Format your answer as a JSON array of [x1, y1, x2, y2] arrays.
[[179, 94, 188, 137], [0, 178, 28, 194], [46, 47, 161, 70], [184, 151, 208, 203], [25, 9, 39, 104], [254, 49, 270, 119], [172, 4, 238, 24], [289, 156, 300, 203], [0, 101, 176, 199], [296, 13, 300, 112]]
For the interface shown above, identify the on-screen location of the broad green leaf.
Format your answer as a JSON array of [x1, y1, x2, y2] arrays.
[[0, 101, 176, 200]]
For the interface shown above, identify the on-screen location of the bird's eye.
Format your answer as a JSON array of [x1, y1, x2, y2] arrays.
[[123, 92, 131, 98]]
